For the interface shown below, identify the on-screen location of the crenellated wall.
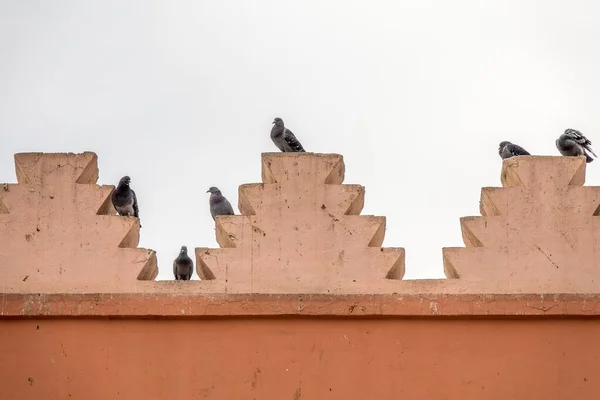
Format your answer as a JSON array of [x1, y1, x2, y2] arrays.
[[196, 152, 404, 293], [0, 152, 156, 293], [1, 151, 599, 399], [443, 155, 600, 293]]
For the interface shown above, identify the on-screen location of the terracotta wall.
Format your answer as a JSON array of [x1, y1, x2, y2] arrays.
[[1, 152, 599, 399]]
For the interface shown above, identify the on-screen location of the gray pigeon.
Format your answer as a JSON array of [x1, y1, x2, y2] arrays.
[[207, 187, 235, 221], [498, 141, 531, 160], [270, 117, 306, 152], [173, 245, 194, 280], [111, 176, 141, 227], [556, 128, 597, 163]]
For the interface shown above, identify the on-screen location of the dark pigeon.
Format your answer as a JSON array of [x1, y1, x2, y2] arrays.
[[207, 186, 235, 221], [173, 245, 194, 280], [270, 117, 306, 152], [498, 141, 531, 160], [111, 176, 141, 227], [556, 128, 597, 163]]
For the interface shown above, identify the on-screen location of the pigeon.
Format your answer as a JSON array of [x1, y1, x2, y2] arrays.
[[173, 246, 194, 280], [270, 117, 306, 152], [111, 175, 141, 227], [207, 187, 235, 221], [556, 128, 597, 163], [498, 141, 531, 160]]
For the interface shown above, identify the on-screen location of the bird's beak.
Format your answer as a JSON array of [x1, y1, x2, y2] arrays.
[[206, 190, 210, 193], [272, 120, 275, 124]]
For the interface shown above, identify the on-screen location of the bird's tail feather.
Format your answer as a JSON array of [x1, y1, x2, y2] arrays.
[[586, 153, 594, 163]]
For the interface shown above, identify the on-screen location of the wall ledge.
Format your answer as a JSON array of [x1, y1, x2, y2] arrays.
[[2, 293, 600, 317]]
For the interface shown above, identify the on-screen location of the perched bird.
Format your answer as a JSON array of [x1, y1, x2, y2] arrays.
[[556, 128, 597, 163], [173, 246, 194, 280], [498, 141, 531, 160], [207, 186, 235, 221], [111, 176, 141, 227], [270, 117, 306, 152]]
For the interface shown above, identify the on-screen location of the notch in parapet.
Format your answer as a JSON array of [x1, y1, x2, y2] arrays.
[[442, 155, 600, 293], [96, 186, 118, 215], [196, 152, 405, 294], [0, 151, 157, 293]]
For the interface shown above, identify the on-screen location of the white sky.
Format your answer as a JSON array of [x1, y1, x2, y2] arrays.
[[2, 0, 600, 281]]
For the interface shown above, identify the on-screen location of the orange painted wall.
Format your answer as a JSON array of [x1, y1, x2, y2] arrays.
[[1, 317, 598, 399]]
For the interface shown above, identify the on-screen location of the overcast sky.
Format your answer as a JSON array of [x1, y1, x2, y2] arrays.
[[2, 1, 600, 281]]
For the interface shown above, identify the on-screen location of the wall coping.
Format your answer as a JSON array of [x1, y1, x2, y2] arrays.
[[2, 293, 600, 318]]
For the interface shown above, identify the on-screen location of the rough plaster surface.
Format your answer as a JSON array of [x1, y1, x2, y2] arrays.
[[0, 152, 157, 293], [196, 152, 405, 293], [1, 318, 598, 399], [2, 151, 600, 399], [2, 152, 600, 294], [444, 155, 600, 293], [1, 293, 599, 317]]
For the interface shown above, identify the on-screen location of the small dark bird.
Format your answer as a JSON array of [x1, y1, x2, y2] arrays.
[[111, 176, 141, 227], [173, 246, 194, 280], [270, 117, 306, 152], [556, 128, 597, 163], [498, 141, 531, 160], [207, 187, 235, 221]]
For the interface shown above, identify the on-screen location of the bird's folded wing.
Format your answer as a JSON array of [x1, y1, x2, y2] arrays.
[[284, 129, 305, 152]]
